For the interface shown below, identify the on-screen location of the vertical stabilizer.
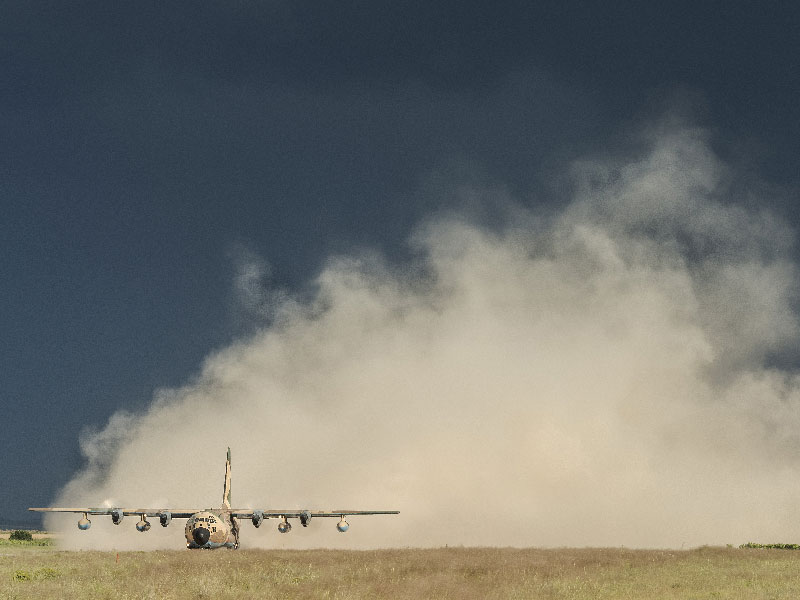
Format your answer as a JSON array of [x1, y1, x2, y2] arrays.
[[223, 447, 232, 508]]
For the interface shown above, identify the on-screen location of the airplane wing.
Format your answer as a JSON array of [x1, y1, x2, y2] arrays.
[[29, 508, 200, 518], [230, 509, 398, 530], [230, 510, 399, 519]]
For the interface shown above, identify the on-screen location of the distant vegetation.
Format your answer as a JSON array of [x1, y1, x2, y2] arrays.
[[740, 542, 800, 549], [3, 545, 800, 599], [9, 530, 33, 541]]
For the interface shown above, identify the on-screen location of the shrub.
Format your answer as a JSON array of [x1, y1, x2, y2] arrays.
[[740, 542, 800, 549], [35, 567, 60, 579], [9, 530, 33, 541]]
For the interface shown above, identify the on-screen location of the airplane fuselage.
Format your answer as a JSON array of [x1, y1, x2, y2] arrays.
[[184, 510, 239, 549]]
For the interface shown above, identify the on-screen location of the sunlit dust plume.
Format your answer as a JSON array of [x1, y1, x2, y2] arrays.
[[48, 123, 800, 549]]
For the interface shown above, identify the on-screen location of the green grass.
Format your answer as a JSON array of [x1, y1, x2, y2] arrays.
[[0, 537, 54, 547], [2, 545, 800, 599]]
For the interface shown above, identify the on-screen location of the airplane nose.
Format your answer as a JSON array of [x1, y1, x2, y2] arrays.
[[192, 527, 210, 546]]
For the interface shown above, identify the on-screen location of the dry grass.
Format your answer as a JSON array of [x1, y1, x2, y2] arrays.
[[2, 544, 800, 599]]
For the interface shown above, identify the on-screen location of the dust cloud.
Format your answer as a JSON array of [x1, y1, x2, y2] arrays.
[[49, 123, 800, 549]]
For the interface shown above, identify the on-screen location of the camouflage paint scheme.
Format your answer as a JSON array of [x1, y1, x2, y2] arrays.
[[185, 511, 238, 549], [29, 448, 398, 549]]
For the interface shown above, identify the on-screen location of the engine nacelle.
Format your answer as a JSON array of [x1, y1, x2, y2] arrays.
[[300, 510, 312, 527], [111, 508, 124, 525], [277, 519, 291, 533], [159, 511, 172, 527], [251, 510, 264, 528], [136, 517, 151, 532], [336, 518, 349, 533], [78, 514, 91, 530]]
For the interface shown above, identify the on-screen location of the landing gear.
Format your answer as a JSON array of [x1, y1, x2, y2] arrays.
[[232, 516, 240, 549]]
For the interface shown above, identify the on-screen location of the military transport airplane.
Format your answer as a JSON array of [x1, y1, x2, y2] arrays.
[[29, 448, 398, 549]]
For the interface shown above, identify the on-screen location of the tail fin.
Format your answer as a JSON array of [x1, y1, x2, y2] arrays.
[[223, 447, 232, 509]]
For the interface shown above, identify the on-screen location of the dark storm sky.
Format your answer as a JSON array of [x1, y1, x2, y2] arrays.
[[2, 1, 798, 525]]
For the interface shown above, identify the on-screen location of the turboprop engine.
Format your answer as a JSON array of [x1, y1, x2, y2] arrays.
[[136, 516, 151, 532], [159, 511, 172, 527], [300, 510, 312, 527], [111, 508, 124, 525], [251, 510, 264, 528]]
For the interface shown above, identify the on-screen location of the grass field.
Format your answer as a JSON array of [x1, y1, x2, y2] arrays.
[[3, 539, 800, 599]]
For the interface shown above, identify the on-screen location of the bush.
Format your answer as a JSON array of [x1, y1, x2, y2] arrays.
[[9, 530, 33, 541]]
